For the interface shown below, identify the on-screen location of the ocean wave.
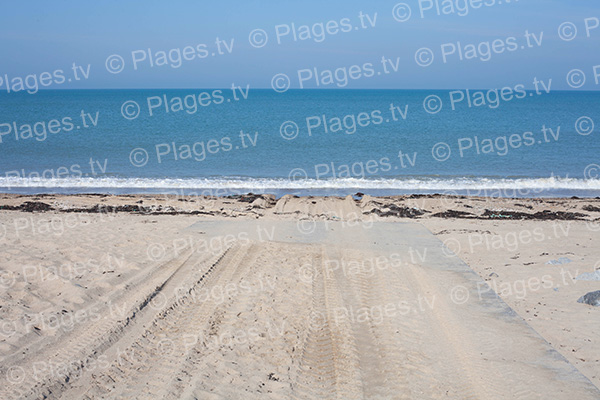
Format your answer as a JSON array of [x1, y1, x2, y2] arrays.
[[1, 176, 600, 191]]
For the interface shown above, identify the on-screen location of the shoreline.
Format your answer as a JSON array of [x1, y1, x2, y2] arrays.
[[2, 186, 600, 199], [0, 192, 599, 221]]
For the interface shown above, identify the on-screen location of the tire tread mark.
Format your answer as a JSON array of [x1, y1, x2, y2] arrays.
[[80, 243, 254, 399], [0, 249, 198, 400], [292, 246, 363, 400]]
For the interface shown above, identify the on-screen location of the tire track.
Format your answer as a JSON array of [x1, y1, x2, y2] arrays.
[[174, 242, 314, 399], [79, 243, 255, 399], [0, 248, 198, 400], [11, 220, 599, 399], [339, 248, 434, 399], [325, 246, 397, 399], [156, 243, 261, 399], [327, 245, 453, 399], [293, 246, 362, 400]]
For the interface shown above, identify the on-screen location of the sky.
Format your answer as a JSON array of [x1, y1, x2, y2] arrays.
[[0, 0, 598, 90]]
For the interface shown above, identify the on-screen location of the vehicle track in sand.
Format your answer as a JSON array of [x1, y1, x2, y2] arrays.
[[12, 221, 600, 399], [0, 246, 204, 400], [75, 243, 257, 399]]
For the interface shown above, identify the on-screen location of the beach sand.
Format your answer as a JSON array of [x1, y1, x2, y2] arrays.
[[0, 193, 599, 399]]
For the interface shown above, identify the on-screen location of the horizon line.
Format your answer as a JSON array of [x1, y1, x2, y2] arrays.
[[1, 88, 599, 92]]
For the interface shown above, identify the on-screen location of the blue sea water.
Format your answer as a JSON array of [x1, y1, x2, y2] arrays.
[[0, 89, 599, 197]]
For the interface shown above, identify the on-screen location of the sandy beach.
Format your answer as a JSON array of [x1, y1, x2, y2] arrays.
[[0, 193, 598, 399], [3, 0, 599, 398]]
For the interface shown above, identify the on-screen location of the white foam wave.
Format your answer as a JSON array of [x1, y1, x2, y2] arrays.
[[0, 176, 599, 191]]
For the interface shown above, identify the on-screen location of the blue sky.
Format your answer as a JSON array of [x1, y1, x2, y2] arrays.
[[0, 0, 598, 89]]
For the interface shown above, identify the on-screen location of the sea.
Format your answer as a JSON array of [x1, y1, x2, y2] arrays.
[[0, 89, 599, 198]]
